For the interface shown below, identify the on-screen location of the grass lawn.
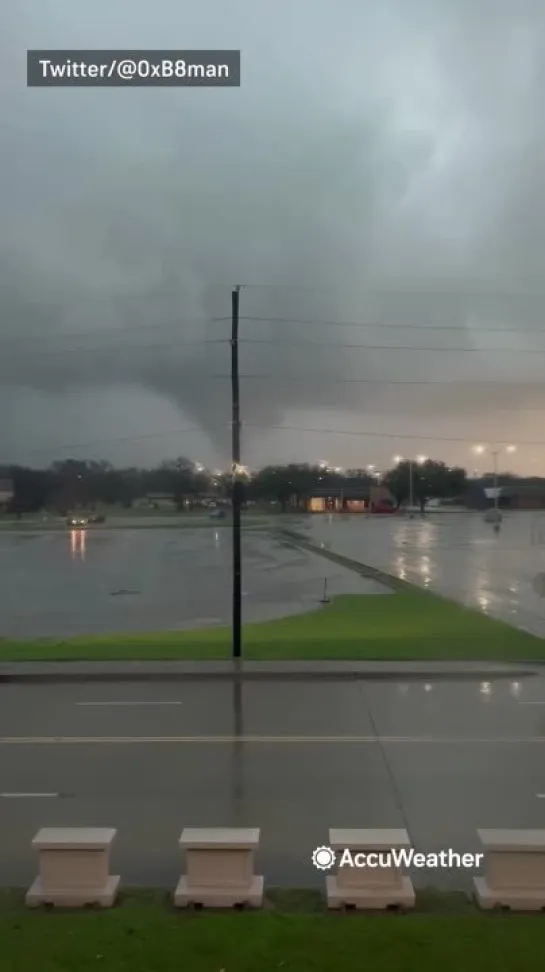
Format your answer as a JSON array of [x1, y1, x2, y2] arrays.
[[1, 588, 544, 662], [1, 891, 545, 971]]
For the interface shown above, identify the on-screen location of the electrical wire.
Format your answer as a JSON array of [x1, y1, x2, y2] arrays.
[[0, 318, 229, 346], [245, 424, 535, 445], [239, 339, 545, 353], [6, 424, 229, 458], [238, 315, 545, 334], [5, 314, 545, 350], [5, 420, 545, 456], [236, 283, 545, 298], [6, 340, 228, 358], [236, 375, 545, 385]]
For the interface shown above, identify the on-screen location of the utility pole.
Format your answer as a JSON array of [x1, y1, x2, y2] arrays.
[[231, 286, 242, 659], [408, 460, 414, 519]]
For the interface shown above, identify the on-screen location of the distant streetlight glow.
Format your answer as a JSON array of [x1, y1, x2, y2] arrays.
[[472, 443, 516, 456], [416, 455, 427, 465], [393, 455, 403, 465]]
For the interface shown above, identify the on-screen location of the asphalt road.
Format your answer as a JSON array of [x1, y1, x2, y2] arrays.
[[1, 675, 545, 890]]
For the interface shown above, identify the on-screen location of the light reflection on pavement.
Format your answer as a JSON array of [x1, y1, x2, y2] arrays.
[[305, 511, 545, 637]]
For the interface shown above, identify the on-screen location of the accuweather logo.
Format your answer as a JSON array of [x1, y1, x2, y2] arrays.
[[312, 846, 337, 870], [311, 845, 483, 870]]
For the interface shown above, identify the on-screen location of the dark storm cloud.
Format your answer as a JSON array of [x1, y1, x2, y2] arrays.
[[2, 0, 545, 467]]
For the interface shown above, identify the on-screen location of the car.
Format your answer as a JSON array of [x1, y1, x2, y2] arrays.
[[210, 509, 226, 519], [67, 516, 87, 527], [88, 514, 105, 524], [371, 502, 398, 515]]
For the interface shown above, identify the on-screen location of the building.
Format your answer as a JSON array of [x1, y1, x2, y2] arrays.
[[464, 477, 545, 511], [138, 493, 177, 509], [306, 484, 395, 513], [0, 477, 14, 510], [503, 480, 545, 510]]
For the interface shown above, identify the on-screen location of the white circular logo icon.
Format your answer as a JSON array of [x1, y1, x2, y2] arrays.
[[312, 845, 336, 870]]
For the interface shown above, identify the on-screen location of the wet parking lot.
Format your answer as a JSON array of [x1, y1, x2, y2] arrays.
[[4, 513, 545, 640], [1, 675, 545, 890], [305, 510, 545, 637], [0, 527, 382, 639]]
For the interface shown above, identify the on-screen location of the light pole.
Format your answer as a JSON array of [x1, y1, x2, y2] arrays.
[[393, 454, 427, 516], [491, 450, 500, 513], [472, 444, 516, 526]]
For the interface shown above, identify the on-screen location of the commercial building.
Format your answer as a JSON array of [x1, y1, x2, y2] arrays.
[[464, 477, 545, 511], [0, 477, 14, 510], [306, 484, 396, 513]]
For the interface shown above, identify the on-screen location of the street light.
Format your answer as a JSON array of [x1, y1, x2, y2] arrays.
[[393, 454, 427, 515], [491, 446, 516, 509], [471, 444, 516, 523]]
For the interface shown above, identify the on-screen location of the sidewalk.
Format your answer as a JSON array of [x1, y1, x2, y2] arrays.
[[0, 659, 539, 682]]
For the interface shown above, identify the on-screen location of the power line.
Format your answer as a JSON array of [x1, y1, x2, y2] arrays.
[[239, 316, 545, 334], [245, 424, 539, 445], [239, 339, 545, 354], [6, 316, 545, 352], [236, 375, 545, 385], [6, 424, 229, 459], [0, 318, 228, 346], [8, 340, 545, 360], [236, 283, 545, 298], [3, 368, 541, 384], [6, 340, 228, 358], [6, 420, 545, 457]]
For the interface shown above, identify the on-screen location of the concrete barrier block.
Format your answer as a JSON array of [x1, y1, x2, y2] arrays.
[[474, 829, 545, 910], [174, 827, 264, 908], [326, 828, 415, 910], [26, 828, 120, 908]]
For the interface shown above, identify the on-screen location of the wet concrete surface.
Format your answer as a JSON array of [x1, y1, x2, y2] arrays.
[[1, 676, 545, 890], [0, 528, 384, 638], [304, 511, 545, 637]]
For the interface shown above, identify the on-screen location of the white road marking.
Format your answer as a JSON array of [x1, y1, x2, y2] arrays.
[[75, 701, 183, 707], [0, 792, 59, 798], [536, 793, 545, 798], [0, 734, 545, 745]]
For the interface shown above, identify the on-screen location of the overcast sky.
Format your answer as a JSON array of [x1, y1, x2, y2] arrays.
[[3, 0, 545, 474]]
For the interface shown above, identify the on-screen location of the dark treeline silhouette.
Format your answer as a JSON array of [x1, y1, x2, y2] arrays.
[[0, 458, 469, 516], [1, 457, 222, 516]]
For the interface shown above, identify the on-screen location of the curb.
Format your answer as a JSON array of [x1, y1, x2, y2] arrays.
[[0, 664, 537, 684], [273, 529, 404, 590]]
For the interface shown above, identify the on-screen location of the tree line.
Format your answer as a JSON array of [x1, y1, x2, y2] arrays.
[[1, 457, 468, 515]]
